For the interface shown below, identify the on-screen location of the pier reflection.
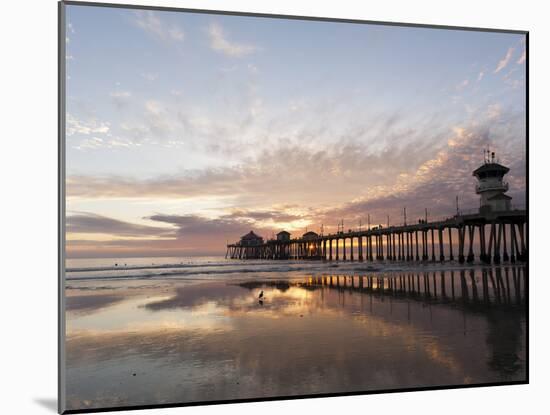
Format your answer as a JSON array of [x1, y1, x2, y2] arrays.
[[238, 265, 526, 379], [294, 266, 527, 308]]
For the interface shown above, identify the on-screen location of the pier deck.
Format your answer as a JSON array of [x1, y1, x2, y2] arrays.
[[226, 209, 527, 264]]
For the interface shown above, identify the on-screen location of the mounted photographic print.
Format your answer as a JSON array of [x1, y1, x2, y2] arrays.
[[59, 1, 528, 413]]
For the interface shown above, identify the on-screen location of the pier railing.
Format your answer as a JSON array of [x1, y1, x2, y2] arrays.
[[226, 208, 527, 265]]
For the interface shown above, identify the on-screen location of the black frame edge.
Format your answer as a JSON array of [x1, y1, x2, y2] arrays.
[[58, 1, 67, 414], [63, 381, 529, 414], [524, 30, 529, 385]]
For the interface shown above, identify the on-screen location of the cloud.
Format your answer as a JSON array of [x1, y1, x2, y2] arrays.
[[485, 103, 502, 121], [66, 22, 74, 43], [247, 63, 259, 74], [66, 212, 270, 257], [67, 113, 140, 150], [133, 11, 184, 42], [65, 94, 525, 224], [455, 79, 469, 91], [67, 212, 173, 237], [66, 114, 110, 136], [145, 100, 162, 115], [148, 214, 254, 237], [109, 91, 132, 108], [477, 71, 484, 82], [503, 67, 524, 89], [207, 22, 258, 57], [123, 211, 309, 256], [66, 203, 313, 257], [68, 84, 448, 165], [142, 100, 173, 138], [66, 138, 437, 203], [72, 136, 136, 151], [72, 136, 105, 150], [494, 47, 514, 73], [109, 91, 132, 98], [66, 111, 526, 256], [79, 80, 265, 151], [517, 50, 526, 65], [141, 72, 159, 81], [226, 209, 304, 223], [318, 121, 526, 229], [516, 37, 526, 65]]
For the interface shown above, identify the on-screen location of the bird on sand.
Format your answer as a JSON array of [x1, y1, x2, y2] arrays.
[[258, 290, 264, 300]]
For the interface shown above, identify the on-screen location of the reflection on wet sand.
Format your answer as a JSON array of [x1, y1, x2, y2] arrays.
[[66, 294, 125, 314], [65, 266, 526, 411]]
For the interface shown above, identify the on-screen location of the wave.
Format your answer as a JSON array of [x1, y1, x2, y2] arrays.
[[64, 259, 522, 282], [66, 261, 253, 273], [66, 264, 340, 281]]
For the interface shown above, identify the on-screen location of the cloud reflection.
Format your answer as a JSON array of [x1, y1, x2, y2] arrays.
[[66, 268, 526, 411]]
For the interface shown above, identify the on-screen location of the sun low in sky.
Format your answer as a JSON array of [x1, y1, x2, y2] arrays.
[[65, 5, 526, 258]]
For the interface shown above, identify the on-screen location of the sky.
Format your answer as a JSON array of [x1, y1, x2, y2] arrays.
[[64, 4, 527, 258]]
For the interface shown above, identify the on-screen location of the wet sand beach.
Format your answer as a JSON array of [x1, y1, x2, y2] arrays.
[[64, 259, 527, 411]]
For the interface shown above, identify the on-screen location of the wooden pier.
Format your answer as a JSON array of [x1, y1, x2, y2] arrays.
[[226, 209, 527, 264]]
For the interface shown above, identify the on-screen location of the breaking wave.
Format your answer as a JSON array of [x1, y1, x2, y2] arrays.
[[64, 257, 491, 282]]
